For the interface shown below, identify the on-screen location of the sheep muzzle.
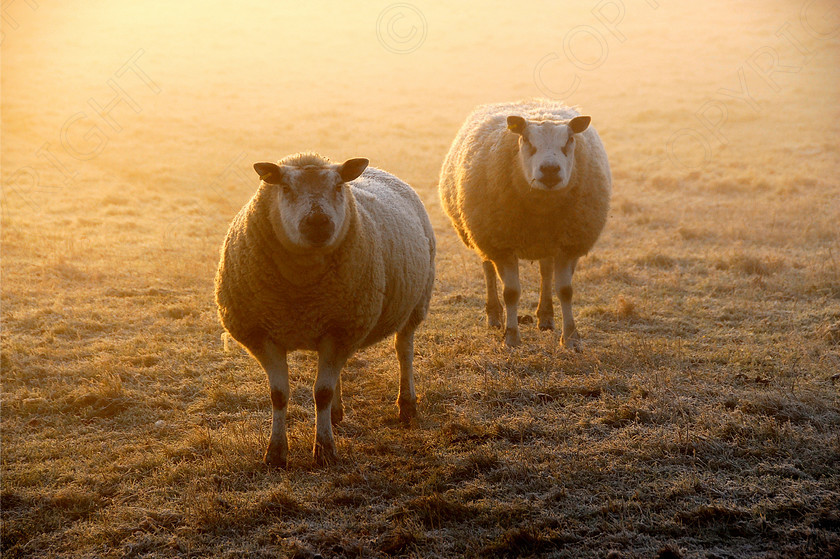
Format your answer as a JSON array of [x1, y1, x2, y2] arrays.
[[300, 210, 335, 246]]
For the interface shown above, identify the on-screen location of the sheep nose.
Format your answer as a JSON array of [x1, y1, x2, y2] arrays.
[[300, 211, 334, 245], [539, 164, 561, 187]]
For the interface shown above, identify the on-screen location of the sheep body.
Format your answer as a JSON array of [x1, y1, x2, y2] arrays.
[[217, 167, 433, 351], [440, 99, 610, 261], [439, 99, 611, 347], [216, 153, 435, 466]]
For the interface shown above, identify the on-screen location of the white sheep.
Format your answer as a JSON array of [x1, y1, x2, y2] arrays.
[[439, 99, 611, 348], [215, 153, 435, 467]]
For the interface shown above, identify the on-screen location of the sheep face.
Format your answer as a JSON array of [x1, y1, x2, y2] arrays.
[[253, 158, 369, 250], [507, 115, 591, 191]]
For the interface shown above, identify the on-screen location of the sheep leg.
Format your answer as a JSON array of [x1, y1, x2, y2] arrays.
[[555, 256, 580, 351], [395, 327, 418, 423], [482, 260, 503, 329], [494, 256, 522, 347], [331, 374, 344, 425], [537, 257, 555, 331], [251, 339, 290, 468], [313, 338, 348, 465]]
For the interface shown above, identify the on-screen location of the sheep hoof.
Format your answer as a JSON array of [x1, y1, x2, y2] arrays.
[[398, 398, 418, 424], [313, 439, 338, 466], [263, 444, 288, 469], [561, 332, 582, 352], [538, 317, 555, 331], [331, 406, 344, 425], [504, 327, 522, 347]]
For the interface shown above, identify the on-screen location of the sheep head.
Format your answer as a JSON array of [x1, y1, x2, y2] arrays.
[[507, 115, 590, 192], [253, 157, 368, 252]]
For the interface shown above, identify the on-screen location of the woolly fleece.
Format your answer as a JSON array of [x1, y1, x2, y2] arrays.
[[215, 160, 435, 358], [439, 98, 611, 262]]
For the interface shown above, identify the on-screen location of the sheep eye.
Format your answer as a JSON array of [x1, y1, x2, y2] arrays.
[[562, 137, 574, 155], [523, 141, 537, 156]]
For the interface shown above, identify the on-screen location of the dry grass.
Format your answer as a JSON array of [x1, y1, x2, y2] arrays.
[[3, 1, 840, 557]]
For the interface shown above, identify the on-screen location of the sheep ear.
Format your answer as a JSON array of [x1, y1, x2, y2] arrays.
[[507, 115, 527, 135], [254, 162, 283, 184], [338, 158, 368, 182], [569, 116, 591, 134]]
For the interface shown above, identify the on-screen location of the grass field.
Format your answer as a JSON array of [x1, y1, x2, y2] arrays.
[[2, 1, 840, 557]]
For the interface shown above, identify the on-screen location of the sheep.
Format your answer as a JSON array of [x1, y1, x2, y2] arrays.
[[215, 152, 435, 467], [439, 99, 611, 349]]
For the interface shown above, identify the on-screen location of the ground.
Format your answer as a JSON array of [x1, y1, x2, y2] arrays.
[[2, 1, 839, 557]]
